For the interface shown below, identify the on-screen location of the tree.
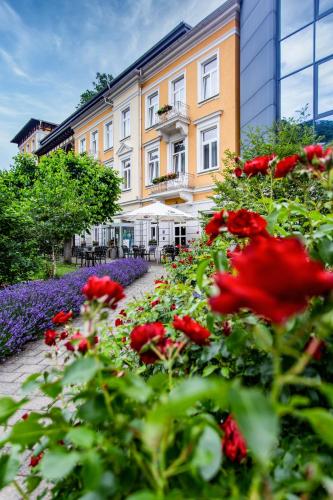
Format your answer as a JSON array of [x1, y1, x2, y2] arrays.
[[76, 72, 114, 108], [1, 150, 121, 277], [0, 177, 40, 285]]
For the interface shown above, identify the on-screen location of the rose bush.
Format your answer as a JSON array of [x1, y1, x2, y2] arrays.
[[0, 143, 333, 498]]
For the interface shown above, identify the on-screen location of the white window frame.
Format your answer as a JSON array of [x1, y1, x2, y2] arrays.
[[145, 90, 159, 128], [198, 51, 219, 103], [90, 130, 98, 157], [79, 137, 86, 154], [196, 114, 220, 173], [121, 157, 131, 191], [104, 121, 113, 151], [145, 142, 160, 185], [121, 107, 130, 139], [169, 71, 186, 107], [104, 159, 114, 169]]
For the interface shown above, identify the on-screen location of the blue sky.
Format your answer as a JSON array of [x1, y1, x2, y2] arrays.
[[0, 0, 225, 168]]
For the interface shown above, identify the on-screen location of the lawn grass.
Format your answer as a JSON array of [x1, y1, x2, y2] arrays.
[[32, 260, 79, 280]]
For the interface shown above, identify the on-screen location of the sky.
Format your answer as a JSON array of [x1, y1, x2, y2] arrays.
[[0, 0, 225, 168]]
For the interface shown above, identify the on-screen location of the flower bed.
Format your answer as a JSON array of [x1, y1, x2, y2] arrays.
[[0, 258, 149, 359]]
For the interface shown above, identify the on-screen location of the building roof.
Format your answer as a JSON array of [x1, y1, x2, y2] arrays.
[[11, 118, 58, 145], [35, 21, 191, 155]]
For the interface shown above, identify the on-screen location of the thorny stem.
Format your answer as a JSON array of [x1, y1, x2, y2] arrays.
[[13, 480, 29, 500]]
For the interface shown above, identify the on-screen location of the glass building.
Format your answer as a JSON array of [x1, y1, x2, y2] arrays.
[[240, 0, 333, 142]]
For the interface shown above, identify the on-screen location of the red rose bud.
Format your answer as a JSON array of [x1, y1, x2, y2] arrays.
[[171, 263, 177, 269], [44, 329, 57, 346], [52, 310, 73, 324], [59, 331, 68, 340], [22, 412, 29, 420], [205, 210, 226, 244], [226, 209, 268, 238], [222, 320, 232, 337], [234, 167, 243, 178], [78, 338, 89, 354], [120, 309, 127, 317], [173, 315, 211, 346], [303, 144, 325, 162], [221, 415, 247, 463], [170, 303, 176, 311], [115, 318, 123, 327], [29, 452, 43, 468], [82, 276, 125, 308], [130, 322, 166, 364], [304, 336, 326, 361], [243, 154, 275, 177], [274, 154, 299, 178], [210, 236, 333, 324], [151, 299, 160, 307], [65, 341, 75, 352]]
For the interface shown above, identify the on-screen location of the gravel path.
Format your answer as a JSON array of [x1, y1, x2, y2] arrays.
[[0, 263, 163, 499]]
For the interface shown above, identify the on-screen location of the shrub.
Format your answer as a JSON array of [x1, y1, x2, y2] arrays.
[[0, 259, 148, 359]]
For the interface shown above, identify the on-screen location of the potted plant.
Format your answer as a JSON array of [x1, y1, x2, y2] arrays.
[[157, 104, 173, 116], [148, 239, 157, 246]]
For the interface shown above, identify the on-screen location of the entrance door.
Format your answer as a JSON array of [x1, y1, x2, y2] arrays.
[[174, 224, 186, 246], [122, 226, 134, 248]]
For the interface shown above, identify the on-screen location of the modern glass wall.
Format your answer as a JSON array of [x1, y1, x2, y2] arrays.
[[279, 0, 333, 141]]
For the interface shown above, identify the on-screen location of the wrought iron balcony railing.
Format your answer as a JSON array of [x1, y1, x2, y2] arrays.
[[156, 101, 190, 125], [149, 172, 194, 194]]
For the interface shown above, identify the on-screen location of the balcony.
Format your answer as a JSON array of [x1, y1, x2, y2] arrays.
[[149, 172, 194, 202], [154, 102, 190, 141]]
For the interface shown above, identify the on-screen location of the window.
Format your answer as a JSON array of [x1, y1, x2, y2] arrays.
[[147, 148, 159, 184], [104, 159, 114, 168], [174, 224, 186, 247], [280, 25, 313, 77], [146, 91, 158, 127], [172, 140, 186, 174], [316, 12, 333, 61], [318, 0, 333, 15], [150, 224, 157, 241], [26, 143, 30, 152], [280, 0, 313, 38], [318, 58, 333, 115], [104, 122, 113, 150], [122, 158, 131, 190], [121, 107, 130, 138], [201, 126, 218, 171], [91, 131, 98, 156], [32, 139, 35, 152], [280, 66, 313, 119], [79, 137, 86, 153], [171, 75, 185, 107], [200, 55, 218, 101]]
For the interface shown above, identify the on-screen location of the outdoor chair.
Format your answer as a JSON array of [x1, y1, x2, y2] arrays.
[[94, 246, 107, 264], [132, 245, 141, 258], [148, 246, 157, 261], [74, 247, 86, 266], [161, 245, 176, 262], [121, 245, 130, 258]]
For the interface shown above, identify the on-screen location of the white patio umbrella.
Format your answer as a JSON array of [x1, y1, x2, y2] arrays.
[[122, 201, 194, 246]]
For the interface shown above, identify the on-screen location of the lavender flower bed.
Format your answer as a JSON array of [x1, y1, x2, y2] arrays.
[[0, 258, 149, 359]]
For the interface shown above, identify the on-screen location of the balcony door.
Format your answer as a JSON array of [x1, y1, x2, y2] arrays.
[[172, 140, 186, 175], [174, 223, 186, 247], [171, 75, 185, 109]]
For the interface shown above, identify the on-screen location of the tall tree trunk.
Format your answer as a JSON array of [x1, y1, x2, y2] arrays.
[[63, 238, 72, 264], [51, 246, 57, 278]]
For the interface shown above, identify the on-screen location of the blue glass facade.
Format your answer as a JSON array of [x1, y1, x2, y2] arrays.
[[279, 0, 333, 141], [240, 0, 333, 141]]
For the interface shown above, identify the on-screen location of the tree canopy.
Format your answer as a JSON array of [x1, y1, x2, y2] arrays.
[[76, 72, 113, 108]]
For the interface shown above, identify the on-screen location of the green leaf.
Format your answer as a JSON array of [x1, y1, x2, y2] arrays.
[[299, 408, 333, 446], [66, 427, 95, 448], [196, 259, 210, 290], [40, 450, 80, 481], [230, 386, 279, 465], [0, 397, 24, 424], [127, 492, 157, 500], [192, 426, 222, 481], [62, 357, 99, 386], [0, 453, 20, 488], [252, 324, 273, 352], [213, 250, 228, 272], [9, 419, 45, 446]]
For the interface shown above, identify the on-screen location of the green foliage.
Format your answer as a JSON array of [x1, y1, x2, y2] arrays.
[[76, 72, 113, 108]]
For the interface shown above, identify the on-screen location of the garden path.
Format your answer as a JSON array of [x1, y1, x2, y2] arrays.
[[0, 263, 163, 499]]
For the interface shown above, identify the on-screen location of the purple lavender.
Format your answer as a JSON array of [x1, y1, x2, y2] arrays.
[[0, 259, 149, 359]]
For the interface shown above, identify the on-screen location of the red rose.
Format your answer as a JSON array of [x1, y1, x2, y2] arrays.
[[205, 210, 226, 245], [59, 331, 68, 340], [173, 315, 210, 345], [82, 276, 125, 308], [29, 452, 43, 468], [171, 263, 177, 269], [170, 304, 176, 311], [115, 318, 123, 327], [274, 154, 299, 178], [304, 336, 326, 361], [151, 299, 160, 307], [65, 341, 75, 352], [234, 167, 243, 178], [130, 322, 166, 364], [52, 310, 73, 324], [303, 144, 325, 162], [243, 154, 275, 177], [78, 338, 89, 353], [44, 329, 57, 346], [155, 279, 168, 286], [221, 415, 247, 463], [210, 236, 333, 324], [226, 209, 268, 238]]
